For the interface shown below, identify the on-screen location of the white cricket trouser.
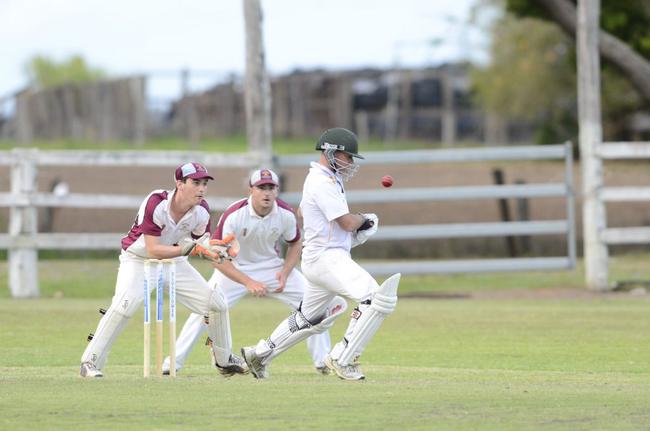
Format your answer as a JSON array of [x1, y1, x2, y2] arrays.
[[300, 248, 379, 322], [81, 252, 227, 368], [170, 266, 331, 369]]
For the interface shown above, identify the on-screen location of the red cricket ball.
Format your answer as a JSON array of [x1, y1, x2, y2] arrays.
[[381, 175, 393, 188]]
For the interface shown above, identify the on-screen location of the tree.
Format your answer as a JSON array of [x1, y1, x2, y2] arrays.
[[471, 15, 578, 143], [471, 1, 644, 143], [24, 55, 106, 89], [507, 0, 650, 104]]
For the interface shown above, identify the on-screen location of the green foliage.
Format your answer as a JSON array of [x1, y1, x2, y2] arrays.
[[24, 55, 106, 89], [472, 1, 645, 143], [506, 0, 650, 60], [471, 15, 578, 143]]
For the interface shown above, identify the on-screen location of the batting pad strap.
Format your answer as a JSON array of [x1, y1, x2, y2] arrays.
[[262, 297, 348, 363]]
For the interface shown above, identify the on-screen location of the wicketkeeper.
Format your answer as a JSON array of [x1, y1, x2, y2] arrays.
[[163, 168, 331, 375], [80, 162, 248, 378], [241, 128, 400, 380]]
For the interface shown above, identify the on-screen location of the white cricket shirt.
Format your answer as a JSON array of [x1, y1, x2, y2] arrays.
[[213, 197, 300, 270], [121, 189, 211, 258], [300, 162, 351, 263]]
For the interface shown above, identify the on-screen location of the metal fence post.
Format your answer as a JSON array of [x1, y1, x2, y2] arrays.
[[8, 148, 39, 297]]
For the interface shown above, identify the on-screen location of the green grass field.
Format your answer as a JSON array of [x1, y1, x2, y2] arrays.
[[2, 256, 650, 430]]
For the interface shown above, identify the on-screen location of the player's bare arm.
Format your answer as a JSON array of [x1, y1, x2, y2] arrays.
[[144, 234, 185, 259], [214, 259, 268, 297], [335, 213, 368, 232]]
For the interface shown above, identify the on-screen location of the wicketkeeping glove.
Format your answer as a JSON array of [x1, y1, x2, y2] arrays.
[[179, 233, 238, 262], [207, 234, 240, 263], [179, 232, 210, 256]]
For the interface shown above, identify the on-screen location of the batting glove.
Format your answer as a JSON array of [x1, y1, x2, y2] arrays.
[[352, 213, 378, 247]]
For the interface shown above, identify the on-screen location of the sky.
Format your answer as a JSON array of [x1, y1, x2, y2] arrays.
[[0, 0, 488, 102]]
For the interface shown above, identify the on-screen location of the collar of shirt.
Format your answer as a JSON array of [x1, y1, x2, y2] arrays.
[[246, 196, 277, 219], [310, 161, 344, 192], [310, 161, 337, 178], [165, 188, 198, 224]]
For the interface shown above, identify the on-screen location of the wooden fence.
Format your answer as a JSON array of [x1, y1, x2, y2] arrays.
[[168, 67, 499, 143], [0, 144, 575, 297], [13, 77, 147, 144]]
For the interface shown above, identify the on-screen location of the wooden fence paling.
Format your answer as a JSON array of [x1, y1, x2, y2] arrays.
[[12, 77, 147, 144]]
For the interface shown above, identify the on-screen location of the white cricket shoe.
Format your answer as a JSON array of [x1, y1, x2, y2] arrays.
[[79, 362, 103, 378], [324, 355, 365, 381], [241, 346, 269, 379]]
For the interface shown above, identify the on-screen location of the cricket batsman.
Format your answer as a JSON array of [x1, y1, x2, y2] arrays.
[[241, 128, 400, 380]]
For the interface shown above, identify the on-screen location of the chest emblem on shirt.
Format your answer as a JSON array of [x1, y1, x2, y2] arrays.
[[179, 222, 190, 232]]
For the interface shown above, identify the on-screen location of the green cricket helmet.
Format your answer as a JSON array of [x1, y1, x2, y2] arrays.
[[315, 128, 364, 159]]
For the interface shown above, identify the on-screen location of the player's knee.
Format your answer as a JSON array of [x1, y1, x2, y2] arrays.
[[304, 296, 348, 331], [110, 295, 139, 318], [288, 309, 312, 332], [207, 288, 228, 312]]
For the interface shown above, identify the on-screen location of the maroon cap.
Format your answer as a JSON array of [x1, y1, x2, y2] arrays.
[[250, 168, 279, 187], [175, 162, 214, 181]]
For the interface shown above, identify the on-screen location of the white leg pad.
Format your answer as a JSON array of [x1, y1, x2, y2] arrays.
[[81, 306, 130, 369], [257, 296, 347, 364], [337, 273, 400, 365], [329, 301, 370, 361], [206, 308, 232, 366]]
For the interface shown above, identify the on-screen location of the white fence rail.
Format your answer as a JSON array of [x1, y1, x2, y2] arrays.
[[0, 149, 267, 297], [597, 142, 650, 251], [1, 144, 576, 297], [277, 142, 577, 277]]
